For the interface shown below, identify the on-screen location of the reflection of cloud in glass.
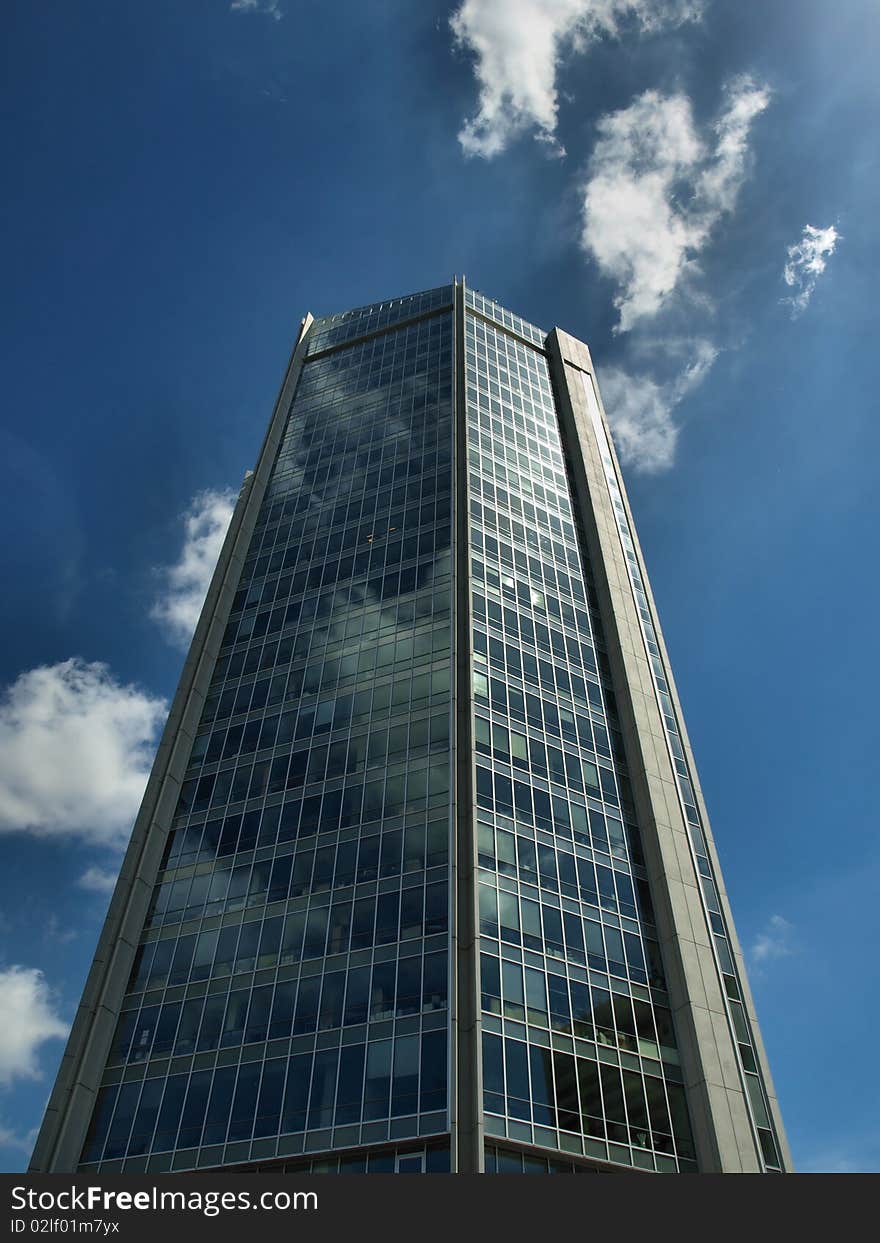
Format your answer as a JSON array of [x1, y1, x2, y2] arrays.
[[280, 320, 453, 663], [170, 307, 456, 874]]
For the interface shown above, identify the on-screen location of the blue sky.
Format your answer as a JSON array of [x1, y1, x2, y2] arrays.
[[0, 0, 877, 1173]]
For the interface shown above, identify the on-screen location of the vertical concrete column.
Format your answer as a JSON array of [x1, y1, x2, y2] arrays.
[[451, 279, 484, 1172]]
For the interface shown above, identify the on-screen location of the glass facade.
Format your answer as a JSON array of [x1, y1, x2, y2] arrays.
[[79, 290, 455, 1173], [36, 281, 787, 1176], [464, 300, 695, 1173]]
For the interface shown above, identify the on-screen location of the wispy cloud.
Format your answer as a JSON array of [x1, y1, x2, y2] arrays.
[[782, 223, 840, 317], [44, 915, 78, 947], [230, 0, 283, 20], [798, 1149, 860, 1174], [77, 866, 119, 895], [0, 1120, 38, 1153], [799, 1141, 879, 1174], [450, 0, 703, 158], [751, 913, 796, 965], [0, 659, 166, 845], [598, 337, 717, 472], [0, 967, 68, 1086], [449, 9, 769, 472], [580, 78, 768, 470], [582, 77, 771, 332], [150, 488, 235, 649]]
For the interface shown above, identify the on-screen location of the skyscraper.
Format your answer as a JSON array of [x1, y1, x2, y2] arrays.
[[31, 281, 790, 1175]]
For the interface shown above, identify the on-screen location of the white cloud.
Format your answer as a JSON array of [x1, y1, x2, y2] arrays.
[[0, 968, 68, 1086], [782, 223, 840, 317], [582, 77, 770, 331], [0, 1121, 38, 1153], [230, 0, 283, 20], [450, 0, 703, 157], [44, 915, 78, 946], [0, 659, 166, 845], [598, 337, 717, 472], [799, 1142, 878, 1174], [751, 913, 796, 964], [599, 369, 680, 471], [151, 489, 236, 649], [77, 867, 119, 895]]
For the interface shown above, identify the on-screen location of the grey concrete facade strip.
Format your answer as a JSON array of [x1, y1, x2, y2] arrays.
[[452, 277, 484, 1173], [545, 327, 767, 1172], [29, 315, 315, 1173]]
